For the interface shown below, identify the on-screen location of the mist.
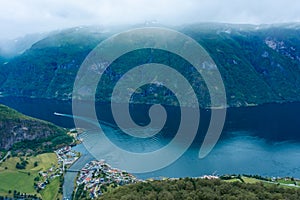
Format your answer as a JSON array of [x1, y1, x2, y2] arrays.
[[1, 0, 300, 39]]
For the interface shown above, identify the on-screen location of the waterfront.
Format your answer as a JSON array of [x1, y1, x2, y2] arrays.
[[63, 143, 94, 199], [61, 130, 300, 199], [1, 97, 300, 199]]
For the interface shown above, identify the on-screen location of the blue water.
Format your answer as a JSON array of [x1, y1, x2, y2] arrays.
[[63, 144, 94, 199], [61, 129, 300, 199], [71, 129, 300, 179], [1, 97, 300, 198], [137, 133, 300, 178]]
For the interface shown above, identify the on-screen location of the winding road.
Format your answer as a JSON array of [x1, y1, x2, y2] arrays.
[[0, 151, 11, 163]]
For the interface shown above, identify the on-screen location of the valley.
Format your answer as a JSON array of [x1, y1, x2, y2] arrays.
[[1, 23, 300, 199]]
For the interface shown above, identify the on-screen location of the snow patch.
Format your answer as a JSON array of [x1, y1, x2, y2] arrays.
[[265, 39, 277, 50]]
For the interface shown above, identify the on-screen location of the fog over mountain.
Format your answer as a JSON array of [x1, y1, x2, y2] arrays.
[[1, 24, 300, 108], [1, 0, 300, 39]]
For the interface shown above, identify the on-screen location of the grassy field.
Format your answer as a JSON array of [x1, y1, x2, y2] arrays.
[[0, 153, 59, 199], [224, 176, 268, 184], [0, 153, 57, 172], [0, 171, 35, 194], [41, 177, 61, 200], [224, 178, 243, 183], [223, 175, 299, 189], [277, 179, 296, 185], [242, 176, 262, 184]]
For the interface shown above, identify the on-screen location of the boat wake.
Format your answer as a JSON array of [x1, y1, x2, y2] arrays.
[[54, 112, 65, 116]]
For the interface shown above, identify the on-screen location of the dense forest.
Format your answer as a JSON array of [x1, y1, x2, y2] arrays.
[[98, 178, 300, 200]]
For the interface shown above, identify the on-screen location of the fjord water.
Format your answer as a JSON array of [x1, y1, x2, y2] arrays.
[[1, 97, 300, 178]]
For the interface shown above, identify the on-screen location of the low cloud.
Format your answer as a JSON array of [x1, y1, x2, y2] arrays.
[[1, 0, 300, 39]]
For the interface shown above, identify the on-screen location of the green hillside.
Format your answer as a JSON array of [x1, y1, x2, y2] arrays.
[[1, 24, 300, 107], [98, 177, 300, 200], [0, 104, 31, 120], [0, 104, 72, 153]]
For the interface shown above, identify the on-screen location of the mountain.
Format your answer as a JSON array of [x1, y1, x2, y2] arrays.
[[0, 32, 48, 58], [1, 23, 300, 107], [0, 104, 72, 152], [0, 26, 109, 100]]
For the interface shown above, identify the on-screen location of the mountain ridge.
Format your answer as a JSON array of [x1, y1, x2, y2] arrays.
[[1, 23, 300, 108]]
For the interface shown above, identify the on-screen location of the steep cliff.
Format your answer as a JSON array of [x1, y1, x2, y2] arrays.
[[0, 104, 71, 151]]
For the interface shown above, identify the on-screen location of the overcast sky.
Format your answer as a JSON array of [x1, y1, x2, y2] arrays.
[[1, 0, 300, 39]]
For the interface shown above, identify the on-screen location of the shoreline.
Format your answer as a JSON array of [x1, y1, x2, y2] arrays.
[[0, 95, 298, 110], [64, 142, 300, 199]]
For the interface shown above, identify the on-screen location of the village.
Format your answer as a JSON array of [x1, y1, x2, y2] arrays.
[[55, 146, 80, 170], [33, 128, 300, 198], [34, 145, 80, 191], [75, 160, 139, 199], [35, 139, 139, 199]]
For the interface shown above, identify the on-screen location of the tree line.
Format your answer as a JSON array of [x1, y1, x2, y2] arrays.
[[98, 177, 300, 200]]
